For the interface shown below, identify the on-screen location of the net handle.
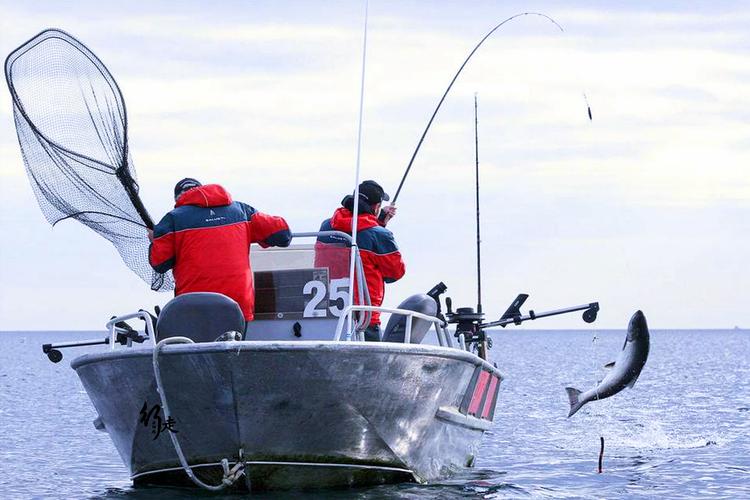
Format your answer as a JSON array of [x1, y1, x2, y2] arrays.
[[117, 167, 154, 229]]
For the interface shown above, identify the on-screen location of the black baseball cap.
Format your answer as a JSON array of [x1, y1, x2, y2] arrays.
[[357, 180, 390, 205], [174, 178, 202, 199]]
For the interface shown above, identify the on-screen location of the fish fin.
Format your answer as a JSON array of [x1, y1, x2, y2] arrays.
[[604, 361, 616, 369], [565, 387, 585, 418], [627, 373, 641, 389]]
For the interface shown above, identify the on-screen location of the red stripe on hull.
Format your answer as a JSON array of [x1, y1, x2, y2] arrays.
[[467, 371, 490, 415], [481, 376, 499, 419]]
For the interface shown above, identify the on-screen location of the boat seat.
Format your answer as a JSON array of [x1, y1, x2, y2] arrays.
[[156, 292, 246, 343], [382, 293, 438, 344]]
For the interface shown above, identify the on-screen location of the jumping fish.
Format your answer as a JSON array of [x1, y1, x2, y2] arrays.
[[566, 310, 650, 417]]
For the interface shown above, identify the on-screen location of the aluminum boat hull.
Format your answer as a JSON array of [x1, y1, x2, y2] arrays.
[[72, 341, 502, 490]]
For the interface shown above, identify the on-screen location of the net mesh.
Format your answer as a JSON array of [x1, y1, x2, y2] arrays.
[[5, 29, 173, 291]]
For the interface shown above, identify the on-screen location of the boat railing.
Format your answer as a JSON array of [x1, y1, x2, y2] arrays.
[[106, 310, 156, 350], [291, 230, 352, 241], [334, 305, 452, 347]]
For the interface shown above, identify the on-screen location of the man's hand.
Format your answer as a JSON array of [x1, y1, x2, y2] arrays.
[[379, 204, 397, 226], [147, 229, 154, 242]]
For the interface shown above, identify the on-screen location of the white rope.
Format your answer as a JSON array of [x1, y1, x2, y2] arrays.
[[152, 337, 245, 491], [346, 0, 369, 338]]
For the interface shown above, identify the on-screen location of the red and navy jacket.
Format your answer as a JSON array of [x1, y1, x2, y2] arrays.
[[315, 207, 405, 326], [149, 184, 291, 321]]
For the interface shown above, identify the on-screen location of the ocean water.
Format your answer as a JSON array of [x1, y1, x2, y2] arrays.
[[0, 329, 748, 499]]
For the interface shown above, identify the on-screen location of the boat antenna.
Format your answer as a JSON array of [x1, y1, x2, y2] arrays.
[[381, 12, 563, 219], [474, 93, 482, 315], [346, 0, 369, 337]]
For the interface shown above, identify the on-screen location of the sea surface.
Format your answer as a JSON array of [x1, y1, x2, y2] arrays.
[[0, 329, 748, 499]]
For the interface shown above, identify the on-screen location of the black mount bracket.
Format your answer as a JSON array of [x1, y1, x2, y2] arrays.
[[41, 318, 148, 364], [425, 282, 600, 359]]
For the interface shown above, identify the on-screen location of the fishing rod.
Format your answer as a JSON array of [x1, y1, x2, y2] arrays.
[[474, 93, 482, 316], [473, 93, 487, 357], [379, 12, 563, 223], [398, 17, 596, 359]]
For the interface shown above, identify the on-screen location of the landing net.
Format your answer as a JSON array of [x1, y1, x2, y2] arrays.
[[4, 29, 173, 291]]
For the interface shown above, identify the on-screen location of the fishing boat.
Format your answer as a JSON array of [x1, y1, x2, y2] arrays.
[[59, 236, 597, 491]]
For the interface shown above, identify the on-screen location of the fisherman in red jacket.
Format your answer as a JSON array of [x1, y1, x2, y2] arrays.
[[149, 178, 291, 323], [315, 180, 405, 341]]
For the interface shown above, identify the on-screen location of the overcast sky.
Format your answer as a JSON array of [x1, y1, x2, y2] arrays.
[[0, 0, 748, 330]]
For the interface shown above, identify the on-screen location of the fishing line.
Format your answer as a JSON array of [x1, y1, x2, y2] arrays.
[[587, 321, 607, 472], [583, 93, 593, 121], [591, 328, 600, 399]]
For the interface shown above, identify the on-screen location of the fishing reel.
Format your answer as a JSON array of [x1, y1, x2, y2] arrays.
[[426, 282, 492, 354], [444, 299, 492, 354]]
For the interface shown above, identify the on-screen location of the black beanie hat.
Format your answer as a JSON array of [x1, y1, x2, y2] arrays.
[[174, 178, 202, 200]]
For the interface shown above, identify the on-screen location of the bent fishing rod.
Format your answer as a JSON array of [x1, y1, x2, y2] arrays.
[[382, 12, 589, 221]]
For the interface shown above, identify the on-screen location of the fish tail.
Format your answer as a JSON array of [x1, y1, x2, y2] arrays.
[[565, 387, 584, 418]]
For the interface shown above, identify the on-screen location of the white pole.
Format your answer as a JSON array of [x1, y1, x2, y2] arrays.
[[346, 0, 369, 338]]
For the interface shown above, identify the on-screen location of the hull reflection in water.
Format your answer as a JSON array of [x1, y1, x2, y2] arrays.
[[72, 341, 502, 490]]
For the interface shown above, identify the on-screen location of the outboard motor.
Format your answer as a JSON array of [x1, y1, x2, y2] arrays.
[[382, 293, 438, 344], [156, 292, 246, 343]]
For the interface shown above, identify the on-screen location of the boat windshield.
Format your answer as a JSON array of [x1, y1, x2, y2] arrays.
[[250, 237, 360, 321]]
